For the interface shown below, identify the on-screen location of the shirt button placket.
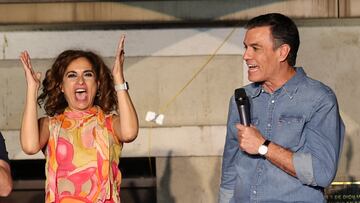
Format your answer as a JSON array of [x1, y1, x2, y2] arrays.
[[250, 185, 257, 201], [266, 95, 276, 133]]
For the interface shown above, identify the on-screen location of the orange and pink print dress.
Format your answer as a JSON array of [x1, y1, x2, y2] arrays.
[[45, 106, 122, 203]]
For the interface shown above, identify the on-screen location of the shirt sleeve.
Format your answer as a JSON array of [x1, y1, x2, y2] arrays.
[[293, 90, 345, 187], [218, 187, 234, 203], [0, 132, 10, 164], [219, 96, 239, 203]]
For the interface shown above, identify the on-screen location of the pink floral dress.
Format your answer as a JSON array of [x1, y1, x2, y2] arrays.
[[45, 106, 122, 203]]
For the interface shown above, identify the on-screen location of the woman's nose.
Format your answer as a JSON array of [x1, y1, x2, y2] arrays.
[[77, 76, 84, 84]]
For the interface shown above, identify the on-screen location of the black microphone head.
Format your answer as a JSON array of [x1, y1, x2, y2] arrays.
[[234, 88, 251, 126], [234, 88, 247, 104]]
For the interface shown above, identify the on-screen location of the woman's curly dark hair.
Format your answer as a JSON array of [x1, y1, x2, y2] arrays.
[[37, 50, 118, 116]]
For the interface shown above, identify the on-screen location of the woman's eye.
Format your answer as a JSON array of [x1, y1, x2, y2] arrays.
[[84, 72, 94, 77], [67, 73, 76, 78]]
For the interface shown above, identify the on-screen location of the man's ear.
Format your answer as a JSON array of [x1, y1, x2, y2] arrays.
[[278, 44, 291, 63]]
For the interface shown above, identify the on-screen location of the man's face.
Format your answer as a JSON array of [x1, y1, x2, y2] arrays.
[[243, 26, 282, 83]]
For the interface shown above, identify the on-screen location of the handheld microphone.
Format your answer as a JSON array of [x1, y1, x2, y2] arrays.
[[234, 88, 251, 126]]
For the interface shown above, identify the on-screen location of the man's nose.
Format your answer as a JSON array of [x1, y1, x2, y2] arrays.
[[243, 49, 251, 60]]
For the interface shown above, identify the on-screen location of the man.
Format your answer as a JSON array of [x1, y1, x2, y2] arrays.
[[219, 13, 345, 203], [0, 131, 12, 197]]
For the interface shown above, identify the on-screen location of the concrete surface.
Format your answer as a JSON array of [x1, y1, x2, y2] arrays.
[[0, 24, 359, 202]]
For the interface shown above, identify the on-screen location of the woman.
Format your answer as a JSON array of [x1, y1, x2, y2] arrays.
[[20, 35, 138, 203]]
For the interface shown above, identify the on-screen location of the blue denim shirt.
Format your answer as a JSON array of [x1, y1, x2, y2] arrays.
[[219, 67, 345, 203]]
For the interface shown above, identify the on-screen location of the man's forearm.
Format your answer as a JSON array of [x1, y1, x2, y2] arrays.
[[0, 164, 12, 196], [265, 142, 296, 177]]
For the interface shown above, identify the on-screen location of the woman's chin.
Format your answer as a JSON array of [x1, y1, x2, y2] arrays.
[[68, 102, 94, 111]]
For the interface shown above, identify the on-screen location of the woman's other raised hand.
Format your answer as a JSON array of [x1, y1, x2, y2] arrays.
[[20, 51, 42, 90], [112, 35, 125, 84]]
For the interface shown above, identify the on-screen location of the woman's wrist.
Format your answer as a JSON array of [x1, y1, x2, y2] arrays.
[[113, 75, 125, 85], [114, 81, 129, 91]]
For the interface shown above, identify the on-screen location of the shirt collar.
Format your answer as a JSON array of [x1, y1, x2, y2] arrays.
[[248, 83, 262, 98], [247, 67, 306, 99]]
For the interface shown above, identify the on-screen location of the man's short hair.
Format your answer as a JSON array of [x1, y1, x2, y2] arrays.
[[245, 13, 300, 66]]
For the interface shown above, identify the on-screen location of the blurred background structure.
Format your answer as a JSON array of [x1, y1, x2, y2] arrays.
[[0, 0, 359, 202]]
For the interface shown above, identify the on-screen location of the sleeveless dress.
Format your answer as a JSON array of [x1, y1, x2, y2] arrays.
[[45, 106, 122, 203]]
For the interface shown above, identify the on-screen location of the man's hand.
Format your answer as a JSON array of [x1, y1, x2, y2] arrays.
[[236, 124, 265, 155]]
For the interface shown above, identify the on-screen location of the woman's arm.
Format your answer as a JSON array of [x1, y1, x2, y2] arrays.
[[20, 51, 49, 154], [111, 35, 139, 142]]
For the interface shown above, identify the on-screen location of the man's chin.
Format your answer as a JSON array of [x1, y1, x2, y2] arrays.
[[248, 77, 264, 83]]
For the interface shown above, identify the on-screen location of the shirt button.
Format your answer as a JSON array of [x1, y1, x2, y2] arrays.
[[253, 190, 257, 194], [267, 123, 271, 127], [271, 100, 275, 103]]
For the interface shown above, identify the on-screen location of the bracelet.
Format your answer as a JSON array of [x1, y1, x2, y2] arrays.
[[115, 81, 129, 91]]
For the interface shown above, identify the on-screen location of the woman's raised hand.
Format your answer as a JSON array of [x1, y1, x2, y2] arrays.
[[20, 51, 42, 90], [112, 35, 125, 84]]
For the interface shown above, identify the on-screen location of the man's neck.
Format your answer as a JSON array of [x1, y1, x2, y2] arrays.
[[262, 66, 296, 93]]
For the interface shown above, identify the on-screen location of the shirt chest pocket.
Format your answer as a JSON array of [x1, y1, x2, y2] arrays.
[[274, 115, 305, 149]]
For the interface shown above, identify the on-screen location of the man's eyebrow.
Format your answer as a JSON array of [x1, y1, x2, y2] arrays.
[[249, 43, 261, 47], [243, 42, 261, 47]]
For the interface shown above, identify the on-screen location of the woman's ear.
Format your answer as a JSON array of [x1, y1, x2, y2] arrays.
[[278, 44, 291, 63], [60, 84, 64, 93]]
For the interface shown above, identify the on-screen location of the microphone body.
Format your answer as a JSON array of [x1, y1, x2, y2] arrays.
[[234, 88, 251, 126]]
